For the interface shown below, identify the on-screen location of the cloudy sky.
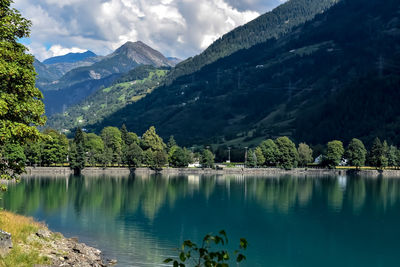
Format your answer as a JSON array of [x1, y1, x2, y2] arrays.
[[13, 0, 285, 61]]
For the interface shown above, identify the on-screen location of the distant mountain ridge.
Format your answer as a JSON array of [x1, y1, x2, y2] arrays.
[[43, 51, 97, 64], [37, 41, 173, 115]]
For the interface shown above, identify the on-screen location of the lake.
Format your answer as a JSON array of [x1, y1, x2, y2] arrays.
[[1, 174, 400, 267]]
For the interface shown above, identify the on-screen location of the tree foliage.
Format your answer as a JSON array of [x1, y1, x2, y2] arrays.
[[164, 230, 247, 267], [346, 138, 367, 168], [0, 0, 46, 181], [298, 143, 313, 167], [324, 140, 344, 169]]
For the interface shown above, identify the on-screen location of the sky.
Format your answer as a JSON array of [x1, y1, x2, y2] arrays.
[[13, 0, 286, 61]]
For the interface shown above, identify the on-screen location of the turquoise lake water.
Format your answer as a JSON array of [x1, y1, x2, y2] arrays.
[[1, 174, 400, 267]]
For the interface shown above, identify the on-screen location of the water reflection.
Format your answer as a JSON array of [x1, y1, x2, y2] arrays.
[[2, 175, 400, 266]]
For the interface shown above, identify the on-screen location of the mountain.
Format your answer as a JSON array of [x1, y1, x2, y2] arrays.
[[43, 51, 97, 64], [87, 0, 400, 147], [167, 57, 183, 66], [164, 0, 339, 84], [46, 65, 169, 131], [40, 41, 172, 115], [34, 58, 63, 84]]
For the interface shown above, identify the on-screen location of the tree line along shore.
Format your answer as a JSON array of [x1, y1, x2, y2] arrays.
[[2, 123, 399, 179]]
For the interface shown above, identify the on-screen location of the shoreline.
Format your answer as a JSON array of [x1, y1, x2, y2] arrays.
[[21, 166, 400, 177], [0, 211, 116, 266]]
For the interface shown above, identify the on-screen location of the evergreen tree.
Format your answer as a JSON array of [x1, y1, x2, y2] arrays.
[[120, 124, 129, 145], [324, 140, 344, 169], [275, 137, 299, 170], [387, 145, 398, 167], [70, 128, 86, 174], [346, 138, 367, 169], [0, 0, 46, 181], [247, 149, 257, 168], [254, 147, 265, 167], [298, 143, 313, 167], [369, 138, 388, 169], [141, 126, 166, 152], [167, 135, 177, 152]]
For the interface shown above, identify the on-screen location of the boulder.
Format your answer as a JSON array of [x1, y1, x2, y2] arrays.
[[0, 230, 12, 257]]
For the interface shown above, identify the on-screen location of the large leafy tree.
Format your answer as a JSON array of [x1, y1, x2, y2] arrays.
[[346, 138, 367, 169], [275, 137, 298, 170], [298, 143, 313, 167], [0, 0, 46, 181], [101, 126, 123, 165], [258, 139, 278, 166], [324, 140, 344, 169]]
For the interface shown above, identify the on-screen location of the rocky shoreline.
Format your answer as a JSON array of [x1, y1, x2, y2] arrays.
[[0, 218, 117, 267]]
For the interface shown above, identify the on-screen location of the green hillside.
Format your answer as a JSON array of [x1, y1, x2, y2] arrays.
[[87, 0, 400, 147], [46, 65, 169, 131], [165, 0, 338, 84]]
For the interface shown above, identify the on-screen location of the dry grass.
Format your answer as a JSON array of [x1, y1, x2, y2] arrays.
[[0, 211, 51, 267]]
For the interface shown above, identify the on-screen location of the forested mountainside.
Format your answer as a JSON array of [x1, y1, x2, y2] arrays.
[[46, 65, 169, 131], [39, 41, 174, 115], [165, 0, 339, 84], [88, 0, 400, 147]]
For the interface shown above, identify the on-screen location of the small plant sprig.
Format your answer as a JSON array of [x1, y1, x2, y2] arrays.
[[164, 230, 248, 267]]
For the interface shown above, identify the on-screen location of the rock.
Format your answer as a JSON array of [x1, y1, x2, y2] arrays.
[[36, 228, 52, 239], [0, 229, 12, 257]]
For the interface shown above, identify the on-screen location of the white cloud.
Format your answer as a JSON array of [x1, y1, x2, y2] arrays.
[[12, 0, 282, 61]]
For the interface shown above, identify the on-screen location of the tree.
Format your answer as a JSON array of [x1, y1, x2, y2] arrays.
[[369, 137, 388, 169], [164, 230, 247, 267], [141, 126, 166, 152], [324, 140, 344, 169], [120, 124, 129, 145], [85, 133, 104, 166], [101, 127, 123, 165], [41, 129, 68, 166], [24, 141, 42, 166], [70, 128, 86, 174], [275, 137, 298, 170], [167, 135, 177, 152], [125, 143, 143, 167], [387, 145, 398, 167], [169, 147, 190, 168], [345, 138, 367, 169], [0, 0, 46, 182], [246, 149, 257, 168], [298, 143, 313, 167], [201, 149, 215, 168], [254, 147, 265, 167], [258, 139, 278, 166]]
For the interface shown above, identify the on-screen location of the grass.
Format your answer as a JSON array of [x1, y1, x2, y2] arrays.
[[0, 211, 51, 267]]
